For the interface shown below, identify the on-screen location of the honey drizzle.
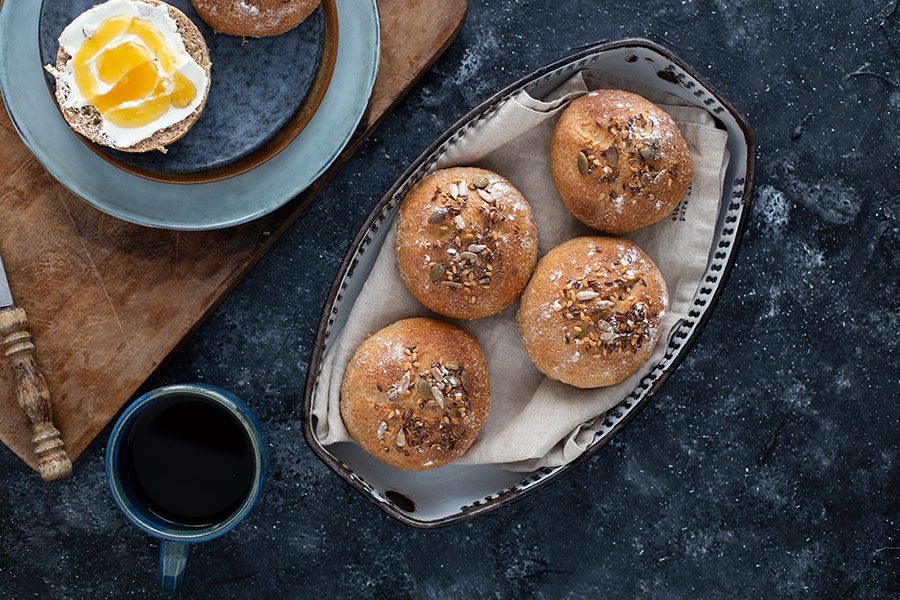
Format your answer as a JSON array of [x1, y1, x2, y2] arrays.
[[71, 15, 197, 129]]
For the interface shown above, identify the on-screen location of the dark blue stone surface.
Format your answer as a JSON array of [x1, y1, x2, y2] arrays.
[[3, 1, 898, 598], [39, 0, 324, 173]]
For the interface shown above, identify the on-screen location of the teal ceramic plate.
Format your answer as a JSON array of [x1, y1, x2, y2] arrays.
[[0, 0, 379, 230]]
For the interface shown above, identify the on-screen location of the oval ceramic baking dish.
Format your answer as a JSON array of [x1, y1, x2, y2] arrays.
[[303, 37, 756, 528]]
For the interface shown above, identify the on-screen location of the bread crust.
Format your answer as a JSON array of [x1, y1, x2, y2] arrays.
[[517, 236, 668, 388], [191, 0, 320, 37], [51, 0, 212, 153], [550, 90, 693, 234], [397, 167, 538, 320], [340, 318, 490, 471]]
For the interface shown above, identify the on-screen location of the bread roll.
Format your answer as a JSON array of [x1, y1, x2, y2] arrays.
[[518, 236, 668, 388], [49, 0, 212, 153], [397, 167, 538, 320], [340, 318, 490, 470], [191, 0, 320, 37], [550, 90, 693, 233]]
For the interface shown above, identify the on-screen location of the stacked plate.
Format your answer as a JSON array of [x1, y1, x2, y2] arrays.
[[0, 0, 380, 230]]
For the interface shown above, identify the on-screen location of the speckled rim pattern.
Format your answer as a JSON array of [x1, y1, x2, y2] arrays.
[[0, 0, 379, 230], [302, 38, 757, 528]]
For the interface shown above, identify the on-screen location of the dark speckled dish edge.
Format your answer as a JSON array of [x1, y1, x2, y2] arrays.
[[49, 0, 339, 185], [302, 37, 757, 528]]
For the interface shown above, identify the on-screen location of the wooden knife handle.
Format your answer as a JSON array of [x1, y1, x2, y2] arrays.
[[0, 307, 72, 481]]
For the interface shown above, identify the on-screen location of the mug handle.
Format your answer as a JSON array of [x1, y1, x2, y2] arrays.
[[159, 541, 190, 593]]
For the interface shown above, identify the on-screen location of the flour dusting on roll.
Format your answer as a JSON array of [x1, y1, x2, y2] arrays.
[[341, 318, 490, 470], [550, 90, 693, 233], [518, 236, 668, 388]]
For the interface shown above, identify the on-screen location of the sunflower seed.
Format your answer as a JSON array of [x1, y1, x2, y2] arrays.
[[431, 386, 445, 408], [454, 215, 466, 229], [458, 251, 478, 261], [596, 300, 616, 310], [577, 151, 589, 175], [395, 429, 407, 447], [468, 244, 487, 253], [576, 291, 600, 301], [473, 175, 489, 189], [445, 361, 460, 371], [477, 188, 493, 201], [458, 180, 468, 196], [398, 371, 410, 390], [443, 281, 463, 288], [376, 421, 388, 440], [430, 367, 443, 380], [600, 331, 618, 341], [449, 183, 459, 199], [429, 263, 446, 282], [447, 375, 460, 387], [605, 145, 618, 167]]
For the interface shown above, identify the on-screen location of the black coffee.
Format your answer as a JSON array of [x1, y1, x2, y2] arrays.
[[121, 395, 256, 528]]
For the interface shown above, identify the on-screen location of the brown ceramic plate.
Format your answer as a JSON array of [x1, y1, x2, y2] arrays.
[[39, 0, 338, 184]]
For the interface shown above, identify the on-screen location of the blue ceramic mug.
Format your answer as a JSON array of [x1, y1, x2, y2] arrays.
[[106, 384, 267, 593]]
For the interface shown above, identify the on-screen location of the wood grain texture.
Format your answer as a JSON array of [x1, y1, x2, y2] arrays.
[[0, 307, 72, 481], [0, 0, 467, 474]]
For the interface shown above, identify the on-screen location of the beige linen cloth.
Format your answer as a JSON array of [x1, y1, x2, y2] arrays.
[[313, 71, 730, 471]]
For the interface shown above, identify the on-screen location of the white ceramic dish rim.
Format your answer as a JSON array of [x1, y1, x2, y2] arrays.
[[0, 0, 380, 231], [303, 38, 756, 528]]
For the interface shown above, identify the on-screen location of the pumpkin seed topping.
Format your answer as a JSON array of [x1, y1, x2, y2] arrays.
[[375, 354, 472, 453], [420, 177, 507, 292], [577, 151, 590, 175], [555, 255, 659, 354], [429, 263, 446, 282], [428, 208, 448, 224], [605, 145, 619, 167]]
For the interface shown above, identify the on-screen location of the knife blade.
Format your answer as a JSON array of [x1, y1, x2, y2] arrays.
[[0, 252, 72, 481], [0, 254, 12, 308]]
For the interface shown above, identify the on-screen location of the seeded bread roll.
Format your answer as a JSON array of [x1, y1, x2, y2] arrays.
[[518, 236, 668, 388], [397, 167, 539, 320], [50, 0, 212, 153], [191, 0, 320, 37], [340, 318, 490, 471], [550, 90, 693, 234]]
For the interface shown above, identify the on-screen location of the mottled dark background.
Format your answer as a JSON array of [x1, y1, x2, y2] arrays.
[[2, 1, 898, 598]]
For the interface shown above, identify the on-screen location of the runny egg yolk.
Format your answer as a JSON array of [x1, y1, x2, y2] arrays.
[[72, 16, 197, 129]]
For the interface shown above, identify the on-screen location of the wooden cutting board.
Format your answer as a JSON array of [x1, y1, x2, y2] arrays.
[[0, 0, 467, 474]]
